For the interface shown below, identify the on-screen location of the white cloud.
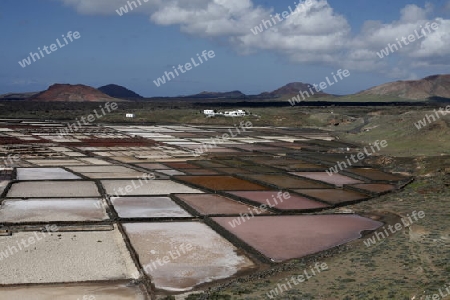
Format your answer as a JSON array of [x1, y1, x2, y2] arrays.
[[399, 3, 432, 23], [56, 0, 450, 77]]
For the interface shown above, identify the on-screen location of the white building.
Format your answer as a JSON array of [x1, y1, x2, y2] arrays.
[[126, 113, 135, 118], [204, 109, 247, 117], [203, 110, 216, 117]]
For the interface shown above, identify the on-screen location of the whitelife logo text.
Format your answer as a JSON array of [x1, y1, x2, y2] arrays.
[[153, 50, 215, 87], [18, 31, 81, 68]]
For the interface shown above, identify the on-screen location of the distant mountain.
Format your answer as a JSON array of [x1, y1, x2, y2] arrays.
[[0, 92, 38, 100], [30, 84, 117, 102], [259, 82, 332, 98], [359, 74, 450, 100], [98, 84, 143, 99], [185, 90, 246, 99]]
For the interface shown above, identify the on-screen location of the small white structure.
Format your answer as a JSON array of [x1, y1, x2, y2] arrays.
[[204, 109, 247, 117], [126, 113, 135, 118], [203, 110, 216, 117]]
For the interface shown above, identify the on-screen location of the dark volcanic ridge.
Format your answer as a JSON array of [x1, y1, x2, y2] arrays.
[[0, 74, 449, 102], [98, 84, 143, 99], [185, 90, 246, 99], [0, 92, 39, 100]]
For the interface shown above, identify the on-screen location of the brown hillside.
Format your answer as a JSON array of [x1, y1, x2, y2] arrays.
[[30, 84, 117, 102], [359, 74, 450, 100]]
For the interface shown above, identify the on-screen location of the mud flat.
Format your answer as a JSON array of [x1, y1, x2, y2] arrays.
[[212, 215, 383, 262], [122, 222, 255, 292]]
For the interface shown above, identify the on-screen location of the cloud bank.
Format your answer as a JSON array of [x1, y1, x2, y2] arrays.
[[58, 0, 450, 77]]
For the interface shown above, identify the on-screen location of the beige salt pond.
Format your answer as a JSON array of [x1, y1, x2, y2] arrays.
[[16, 168, 81, 180], [0, 282, 149, 300], [0, 198, 108, 223], [6, 181, 100, 198], [0, 226, 139, 284], [68, 165, 148, 179]]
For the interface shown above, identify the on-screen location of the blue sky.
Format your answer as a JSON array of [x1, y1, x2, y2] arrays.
[[1, 0, 449, 97]]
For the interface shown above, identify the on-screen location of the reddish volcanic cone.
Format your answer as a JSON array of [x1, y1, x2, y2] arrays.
[[30, 84, 120, 102]]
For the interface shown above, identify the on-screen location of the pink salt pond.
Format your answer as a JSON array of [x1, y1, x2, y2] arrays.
[[212, 215, 383, 262], [244, 174, 330, 189], [290, 172, 364, 187], [227, 191, 329, 211], [293, 189, 369, 205]]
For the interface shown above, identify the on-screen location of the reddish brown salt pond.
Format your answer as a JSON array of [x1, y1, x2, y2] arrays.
[[173, 175, 270, 191], [349, 183, 396, 194], [173, 194, 262, 215], [273, 162, 326, 171], [346, 168, 407, 181], [136, 163, 170, 170], [244, 174, 330, 189], [293, 189, 369, 205], [189, 160, 229, 168], [229, 144, 281, 152], [227, 191, 329, 211], [163, 162, 200, 169], [215, 167, 254, 174], [212, 215, 383, 262], [182, 168, 221, 175]]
